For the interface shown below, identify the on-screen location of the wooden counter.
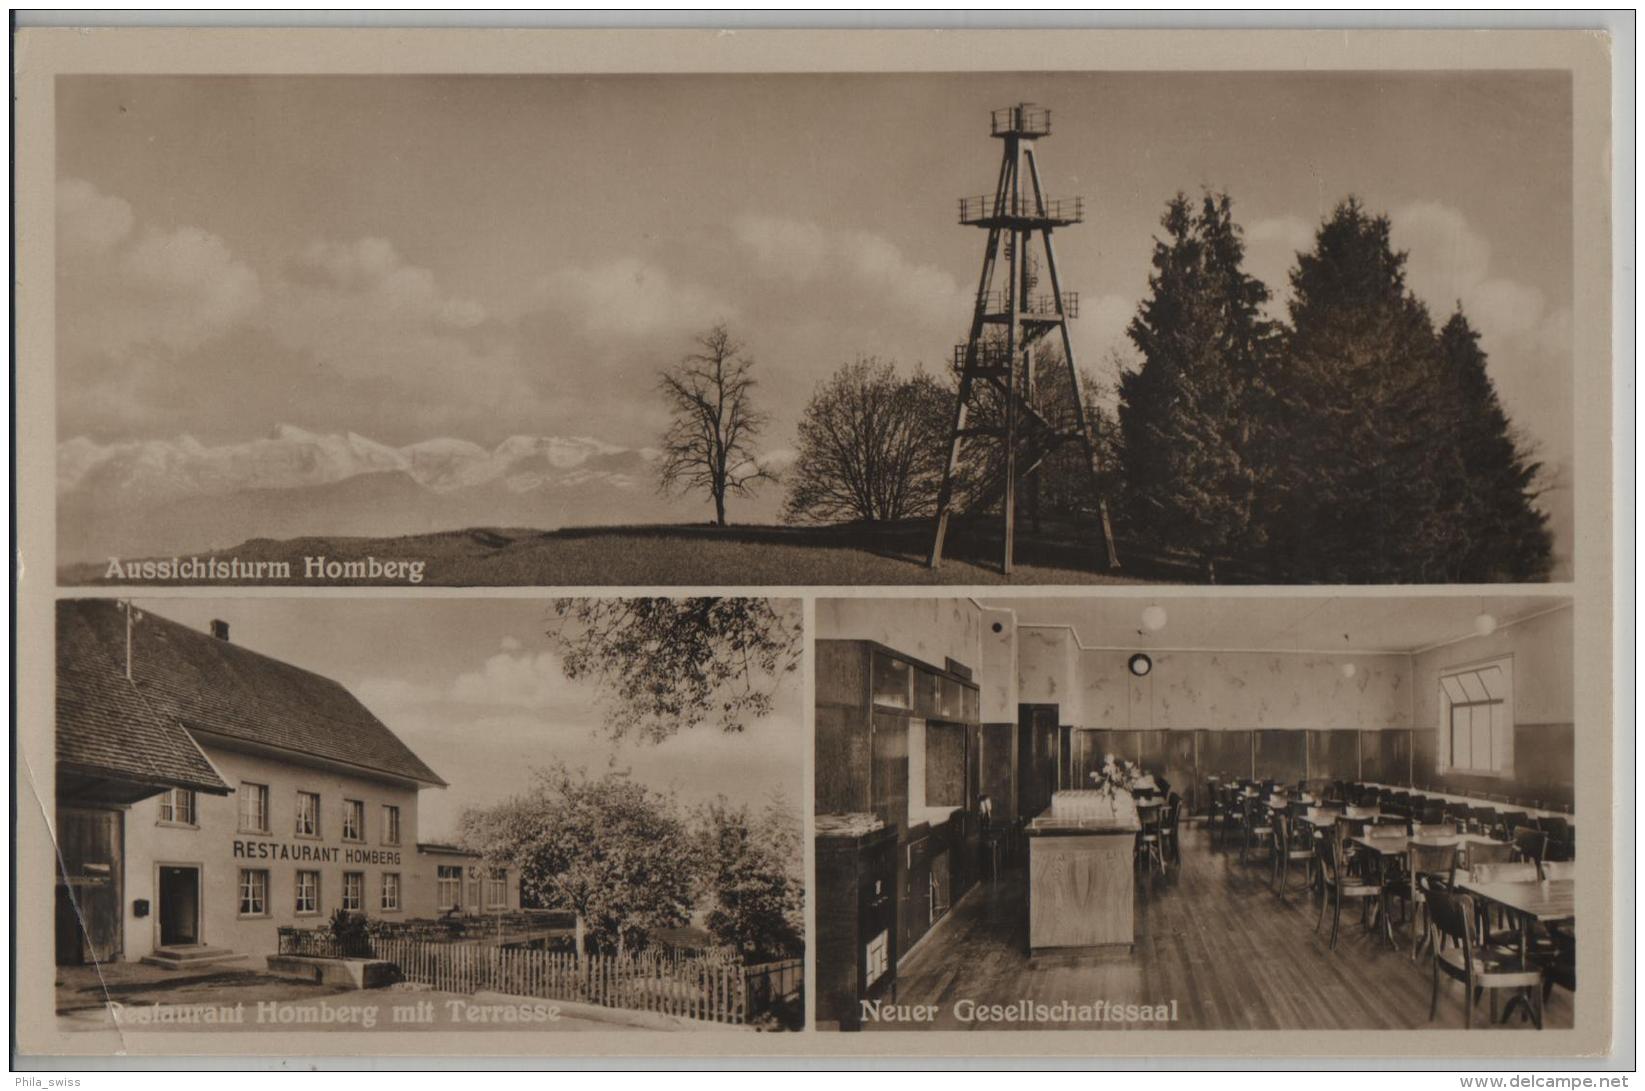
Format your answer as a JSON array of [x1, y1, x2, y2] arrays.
[[1025, 792, 1140, 953]]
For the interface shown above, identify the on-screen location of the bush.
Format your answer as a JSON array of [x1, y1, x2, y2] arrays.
[[329, 908, 372, 957]]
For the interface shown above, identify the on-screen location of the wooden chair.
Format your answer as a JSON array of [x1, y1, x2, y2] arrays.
[[1160, 793, 1183, 866], [1241, 796, 1275, 867], [1135, 801, 1166, 879], [1425, 887, 1545, 1029], [1316, 824, 1381, 950], [1511, 826, 1549, 865], [1389, 842, 1457, 959], [1464, 838, 1514, 872], [1271, 810, 1316, 896]]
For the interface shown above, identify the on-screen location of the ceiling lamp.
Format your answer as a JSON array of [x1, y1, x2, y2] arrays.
[[1141, 605, 1168, 632], [1474, 612, 1498, 637], [1340, 662, 1358, 679]]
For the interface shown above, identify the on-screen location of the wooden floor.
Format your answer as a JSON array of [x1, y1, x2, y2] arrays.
[[877, 825, 1575, 1031]]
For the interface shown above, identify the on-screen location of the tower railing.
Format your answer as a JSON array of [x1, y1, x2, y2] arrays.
[[957, 193, 1085, 226], [990, 104, 1052, 137], [977, 290, 1079, 319]]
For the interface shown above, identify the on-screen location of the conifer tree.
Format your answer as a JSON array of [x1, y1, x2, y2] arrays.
[[1434, 309, 1553, 580], [1118, 193, 1274, 581], [1265, 198, 1465, 582]]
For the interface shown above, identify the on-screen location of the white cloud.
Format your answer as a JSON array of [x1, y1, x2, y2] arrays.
[[58, 178, 262, 355], [449, 649, 576, 709], [57, 177, 134, 257], [541, 257, 735, 339], [289, 237, 488, 330], [732, 213, 966, 324]]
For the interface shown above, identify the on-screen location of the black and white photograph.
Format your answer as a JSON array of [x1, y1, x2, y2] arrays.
[[813, 594, 1579, 1032], [52, 69, 1578, 585], [14, 21, 1622, 1074], [52, 596, 805, 1034]]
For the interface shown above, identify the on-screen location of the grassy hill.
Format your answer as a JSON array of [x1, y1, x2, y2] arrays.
[[59, 519, 1183, 587]]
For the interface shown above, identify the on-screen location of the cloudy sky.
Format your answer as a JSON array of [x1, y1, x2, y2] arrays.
[[59, 72, 1572, 517], [134, 597, 804, 841]]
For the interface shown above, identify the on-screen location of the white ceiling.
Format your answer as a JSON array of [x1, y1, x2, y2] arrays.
[[983, 594, 1571, 655]]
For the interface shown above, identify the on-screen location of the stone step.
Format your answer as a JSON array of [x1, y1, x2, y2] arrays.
[[141, 945, 249, 971]]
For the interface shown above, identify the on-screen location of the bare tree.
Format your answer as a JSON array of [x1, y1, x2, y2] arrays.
[[657, 324, 771, 526], [783, 358, 950, 524]]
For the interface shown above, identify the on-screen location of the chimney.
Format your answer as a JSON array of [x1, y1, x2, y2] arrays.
[[210, 620, 230, 642]]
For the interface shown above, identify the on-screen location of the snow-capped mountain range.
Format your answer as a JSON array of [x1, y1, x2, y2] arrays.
[[58, 425, 785, 562]]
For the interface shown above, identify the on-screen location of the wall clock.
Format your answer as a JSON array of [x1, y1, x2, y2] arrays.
[[1128, 653, 1153, 677]]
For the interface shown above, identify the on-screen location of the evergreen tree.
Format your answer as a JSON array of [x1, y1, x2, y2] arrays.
[[1266, 197, 1466, 582], [1434, 309, 1553, 580], [1118, 192, 1274, 580]]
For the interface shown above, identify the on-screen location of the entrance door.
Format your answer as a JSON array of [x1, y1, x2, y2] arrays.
[[158, 866, 200, 946], [55, 807, 123, 965]]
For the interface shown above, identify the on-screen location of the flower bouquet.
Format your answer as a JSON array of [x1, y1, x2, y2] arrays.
[[1090, 753, 1140, 802]]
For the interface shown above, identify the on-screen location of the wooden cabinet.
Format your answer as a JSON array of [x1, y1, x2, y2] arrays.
[[816, 826, 898, 1031]]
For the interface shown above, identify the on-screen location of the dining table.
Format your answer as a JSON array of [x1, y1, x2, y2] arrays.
[[1457, 875, 1576, 1028]]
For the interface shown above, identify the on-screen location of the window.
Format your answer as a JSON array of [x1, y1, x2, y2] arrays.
[[437, 865, 463, 911], [295, 791, 320, 837], [295, 870, 320, 914], [486, 869, 508, 910], [238, 782, 269, 833], [1439, 657, 1515, 777], [381, 804, 401, 846], [342, 872, 364, 912], [381, 872, 401, 912], [159, 788, 196, 825], [342, 799, 364, 842], [238, 869, 269, 916]]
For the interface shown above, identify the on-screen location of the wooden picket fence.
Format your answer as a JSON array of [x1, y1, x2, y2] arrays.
[[375, 938, 764, 1025]]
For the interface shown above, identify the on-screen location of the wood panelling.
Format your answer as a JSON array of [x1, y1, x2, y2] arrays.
[[1254, 729, 1307, 785], [1410, 722, 1574, 809], [1198, 730, 1254, 782], [1157, 730, 1199, 811], [925, 722, 967, 807], [1360, 730, 1412, 785], [816, 640, 867, 707], [1027, 832, 1136, 950], [980, 723, 1016, 819], [1018, 706, 1060, 818], [816, 704, 870, 814], [1308, 729, 1361, 783], [871, 711, 909, 834]]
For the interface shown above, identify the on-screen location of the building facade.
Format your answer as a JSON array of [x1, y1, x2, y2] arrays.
[[55, 599, 518, 967]]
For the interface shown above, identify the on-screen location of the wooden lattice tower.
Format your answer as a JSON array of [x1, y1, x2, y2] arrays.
[[928, 103, 1121, 574]]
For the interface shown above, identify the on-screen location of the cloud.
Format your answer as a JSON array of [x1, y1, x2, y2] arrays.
[[1242, 214, 1314, 306], [287, 238, 488, 330], [57, 178, 134, 257], [732, 213, 966, 324], [540, 257, 735, 339], [449, 649, 578, 710], [58, 177, 262, 355]]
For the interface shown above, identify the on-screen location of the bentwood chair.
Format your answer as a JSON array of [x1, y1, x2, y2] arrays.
[[1317, 825, 1382, 951], [1540, 924, 1575, 1002], [1389, 841, 1458, 959], [1511, 826, 1550, 866], [1241, 796, 1275, 867], [1425, 888, 1545, 1029], [1271, 811, 1316, 897], [1136, 802, 1166, 879], [1161, 793, 1183, 866]]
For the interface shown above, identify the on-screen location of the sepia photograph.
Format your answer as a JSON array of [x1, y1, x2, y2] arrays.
[[51, 68, 1580, 586], [813, 594, 1582, 1032], [52, 595, 804, 1034]]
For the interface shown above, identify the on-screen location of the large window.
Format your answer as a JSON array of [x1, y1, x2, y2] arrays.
[[159, 788, 196, 825], [486, 869, 508, 910], [437, 865, 463, 911], [295, 791, 320, 837], [238, 869, 269, 916], [295, 870, 320, 915], [381, 872, 402, 911], [381, 804, 401, 846], [1440, 657, 1514, 777], [342, 872, 364, 912], [342, 799, 365, 842], [238, 782, 269, 833]]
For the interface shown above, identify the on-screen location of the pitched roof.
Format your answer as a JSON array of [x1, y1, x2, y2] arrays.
[[61, 599, 446, 787], [57, 602, 231, 795]]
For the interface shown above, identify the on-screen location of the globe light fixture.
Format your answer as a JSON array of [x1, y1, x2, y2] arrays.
[[1340, 662, 1358, 680], [1474, 612, 1498, 637], [1141, 605, 1168, 632]]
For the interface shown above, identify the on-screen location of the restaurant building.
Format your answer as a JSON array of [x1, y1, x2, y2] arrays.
[[54, 599, 518, 968]]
